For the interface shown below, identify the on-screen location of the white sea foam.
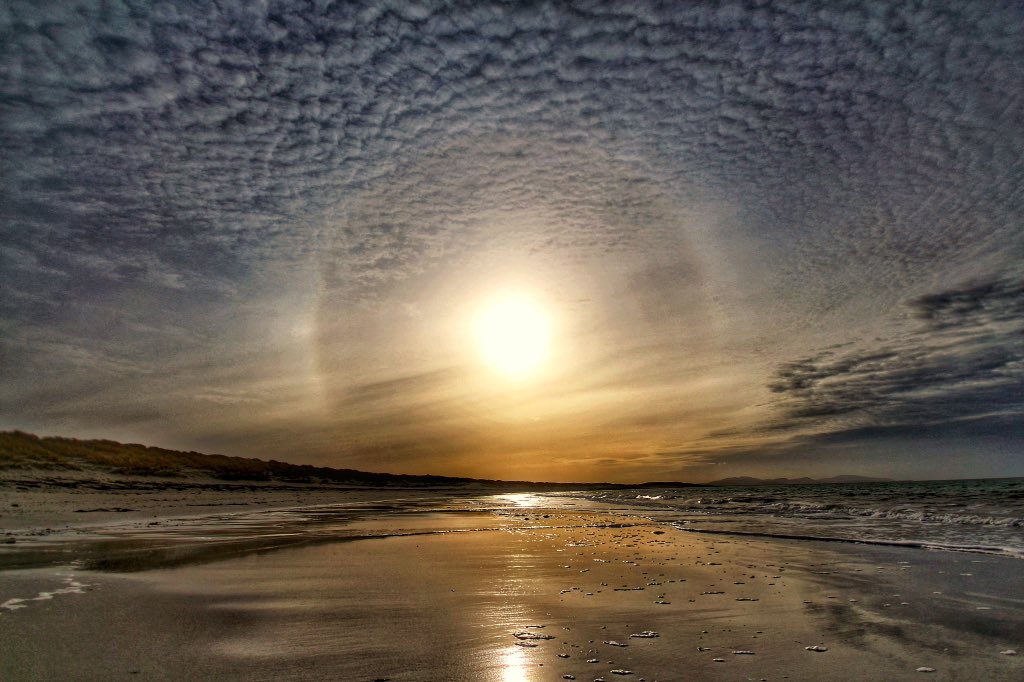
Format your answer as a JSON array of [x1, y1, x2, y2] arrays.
[[513, 631, 555, 640], [0, 575, 90, 612]]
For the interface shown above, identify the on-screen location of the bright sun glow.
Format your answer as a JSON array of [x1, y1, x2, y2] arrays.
[[476, 295, 550, 378]]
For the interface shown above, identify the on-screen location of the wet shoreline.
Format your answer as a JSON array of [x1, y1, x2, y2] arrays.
[[2, 493, 1022, 680]]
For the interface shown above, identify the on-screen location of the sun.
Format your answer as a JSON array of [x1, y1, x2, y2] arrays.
[[475, 294, 550, 378]]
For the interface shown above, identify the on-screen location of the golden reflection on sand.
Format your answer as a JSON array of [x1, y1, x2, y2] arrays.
[[494, 493, 547, 508], [498, 644, 532, 682]]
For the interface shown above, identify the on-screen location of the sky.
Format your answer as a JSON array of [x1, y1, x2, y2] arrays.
[[2, 1, 1023, 483]]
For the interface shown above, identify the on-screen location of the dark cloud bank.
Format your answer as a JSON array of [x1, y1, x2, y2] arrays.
[[769, 277, 1024, 435]]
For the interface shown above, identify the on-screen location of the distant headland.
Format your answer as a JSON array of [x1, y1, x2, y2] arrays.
[[707, 475, 893, 486]]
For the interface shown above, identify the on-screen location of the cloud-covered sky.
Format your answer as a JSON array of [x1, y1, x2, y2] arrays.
[[2, 1, 1022, 482]]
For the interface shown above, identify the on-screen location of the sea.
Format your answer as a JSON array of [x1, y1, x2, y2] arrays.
[[554, 478, 1024, 559]]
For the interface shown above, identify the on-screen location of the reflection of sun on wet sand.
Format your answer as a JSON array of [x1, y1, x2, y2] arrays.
[[1, 492, 1022, 681]]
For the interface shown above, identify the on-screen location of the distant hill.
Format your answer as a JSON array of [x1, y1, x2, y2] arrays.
[[0, 431, 705, 490], [707, 475, 893, 486]]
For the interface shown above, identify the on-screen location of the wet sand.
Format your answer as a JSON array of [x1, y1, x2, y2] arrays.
[[1, 494, 1022, 681], [0, 472, 479, 536]]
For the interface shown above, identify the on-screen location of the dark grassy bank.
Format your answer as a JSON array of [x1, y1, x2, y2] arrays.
[[0, 431, 702, 490]]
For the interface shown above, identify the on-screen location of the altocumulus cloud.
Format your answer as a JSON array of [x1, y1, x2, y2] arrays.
[[1, 1, 1023, 479]]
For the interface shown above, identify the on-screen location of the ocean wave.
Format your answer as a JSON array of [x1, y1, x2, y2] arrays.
[[572, 480, 1024, 558], [671, 524, 1024, 560], [587, 488, 1024, 528]]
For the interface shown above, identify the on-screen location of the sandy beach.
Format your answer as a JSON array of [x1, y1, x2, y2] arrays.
[[1, 484, 1021, 681]]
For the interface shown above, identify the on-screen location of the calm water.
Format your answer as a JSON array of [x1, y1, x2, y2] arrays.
[[560, 478, 1024, 558]]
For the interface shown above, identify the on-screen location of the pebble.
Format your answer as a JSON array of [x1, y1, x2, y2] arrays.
[[805, 646, 828, 652], [558, 653, 570, 658], [604, 640, 629, 647], [610, 670, 633, 675], [732, 650, 756, 655], [563, 676, 575, 680], [713, 658, 725, 663], [916, 667, 936, 673], [1000, 650, 1017, 656], [629, 631, 659, 638]]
